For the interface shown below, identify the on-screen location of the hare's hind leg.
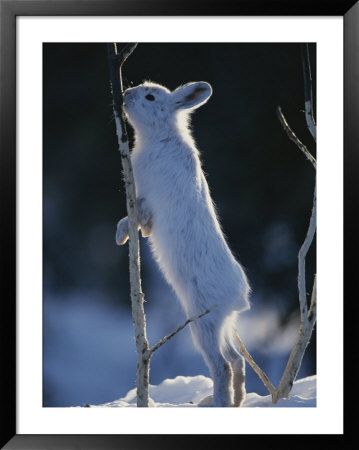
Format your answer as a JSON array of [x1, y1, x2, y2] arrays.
[[190, 319, 234, 407], [223, 345, 246, 407]]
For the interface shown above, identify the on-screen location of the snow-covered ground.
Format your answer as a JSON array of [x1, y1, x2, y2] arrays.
[[43, 288, 315, 407], [88, 374, 316, 408]]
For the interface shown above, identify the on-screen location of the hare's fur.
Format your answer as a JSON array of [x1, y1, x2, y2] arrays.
[[116, 81, 250, 407]]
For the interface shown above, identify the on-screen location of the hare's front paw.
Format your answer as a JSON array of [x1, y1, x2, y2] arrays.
[[116, 217, 129, 245], [137, 197, 152, 238]]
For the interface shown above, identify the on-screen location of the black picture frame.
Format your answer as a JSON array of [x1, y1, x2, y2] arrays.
[[1, 1, 356, 448]]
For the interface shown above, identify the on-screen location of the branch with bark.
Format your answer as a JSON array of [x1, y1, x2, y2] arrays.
[[235, 43, 317, 403], [107, 42, 150, 407]]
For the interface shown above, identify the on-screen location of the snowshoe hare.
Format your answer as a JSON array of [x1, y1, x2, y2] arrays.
[[116, 81, 250, 407]]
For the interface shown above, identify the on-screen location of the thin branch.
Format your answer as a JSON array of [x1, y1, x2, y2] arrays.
[[273, 275, 317, 402], [108, 42, 150, 407], [307, 275, 317, 324], [237, 49, 318, 404], [234, 333, 276, 399], [270, 59, 317, 401], [146, 305, 217, 358], [116, 43, 138, 67], [301, 44, 316, 142], [270, 128, 316, 400], [107, 43, 137, 128], [235, 275, 317, 403], [297, 182, 316, 323], [277, 106, 316, 169]]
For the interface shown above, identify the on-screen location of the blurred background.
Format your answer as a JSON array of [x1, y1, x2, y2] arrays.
[[43, 43, 316, 407]]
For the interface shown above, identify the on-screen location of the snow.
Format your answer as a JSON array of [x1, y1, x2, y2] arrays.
[[88, 374, 316, 408], [44, 286, 315, 406], [243, 375, 317, 407]]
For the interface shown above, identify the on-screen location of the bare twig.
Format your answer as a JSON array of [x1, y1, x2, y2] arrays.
[[273, 275, 317, 402], [297, 183, 316, 323], [237, 231, 317, 403], [238, 46, 317, 403], [277, 106, 316, 169], [108, 42, 151, 407], [146, 305, 217, 358], [307, 275, 317, 324], [236, 275, 317, 403], [301, 43, 316, 142], [107, 43, 137, 133], [234, 333, 276, 399], [271, 46, 317, 400]]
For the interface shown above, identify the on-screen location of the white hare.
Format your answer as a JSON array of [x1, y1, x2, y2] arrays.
[[116, 81, 250, 407]]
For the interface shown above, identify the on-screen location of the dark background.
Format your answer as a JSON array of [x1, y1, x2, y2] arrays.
[[43, 43, 316, 407]]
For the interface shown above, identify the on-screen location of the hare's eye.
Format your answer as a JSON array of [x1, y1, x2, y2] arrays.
[[145, 94, 155, 101]]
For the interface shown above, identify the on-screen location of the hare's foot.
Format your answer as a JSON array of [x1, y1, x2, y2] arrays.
[[197, 395, 213, 407]]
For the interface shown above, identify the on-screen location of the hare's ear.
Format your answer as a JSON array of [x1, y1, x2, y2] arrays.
[[172, 82, 212, 110]]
